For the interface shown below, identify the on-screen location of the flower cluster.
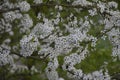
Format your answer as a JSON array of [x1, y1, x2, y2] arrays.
[[32, 19, 54, 39], [0, 42, 13, 66], [107, 28, 120, 59], [97, 1, 106, 13], [20, 14, 33, 33], [20, 34, 40, 57], [19, 1, 30, 12], [72, 0, 92, 6], [63, 53, 81, 70], [0, 0, 120, 80], [3, 11, 16, 22], [33, 0, 43, 4], [0, 19, 12, 34], [83, 69, 110, 80], [45, 57, 59, 80], [108, 1, 118, 9]]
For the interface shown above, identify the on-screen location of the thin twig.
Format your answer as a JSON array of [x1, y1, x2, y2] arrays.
[[11, 51, 48, 62], [0, 7, 20, 13]]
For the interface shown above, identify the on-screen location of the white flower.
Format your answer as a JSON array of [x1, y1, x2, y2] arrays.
[[31, 66, 38, 74], [97, 1, 106, 13], [115, 20, 120, 27], [0, 44, 13, 66], [83, 73, 93, 80], [19, 1, 30, 12], [91, 69, 111, 80], [64, 53, 81, 66], [88, 8, 97, 16], [37, 13, 41, 19], [33, 0, 43, 4], [74, 69, 83, 79], [32, 20, 54, 39], [45, 69, 59, 80], [59, 6, 63, 11], [15, 12, 22, 19], [108, 1, 118, 8], [0, 19, 13, 33]]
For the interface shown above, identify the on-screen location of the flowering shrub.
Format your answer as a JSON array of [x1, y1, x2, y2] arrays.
[[0, 0, 120, 80]]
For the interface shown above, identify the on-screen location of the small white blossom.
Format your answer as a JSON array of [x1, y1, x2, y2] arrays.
[[108, 1, 118, 8], [59, 78, 64, 80], [88, 8, 97, 16], [97, 1, 106, 13], [46, 69, 59, 80], [37, 12, 41, 19], [31, 66, 38, 74], [59, 6, 63, 11], [9, 31, 14, 36], [115, 20, 120, 27], [21, 14, 33, 28], [38, 47, 53, 58], [46, 60, 59, 80], [33, 0, 43, 4], [74, 69, 83, 79]]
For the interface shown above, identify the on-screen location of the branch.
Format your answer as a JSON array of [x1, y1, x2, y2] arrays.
[[31, 3, 93, 9], [0, 7, 20, 13], [0, 3, 94, 13], [11, 51, 48, 62]]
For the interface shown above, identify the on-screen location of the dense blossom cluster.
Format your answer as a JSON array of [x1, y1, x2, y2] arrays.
[[3, 11, 22, 22], [32, 19, 54, 39], [3, 11, 16, 22], [0, 19, 13, 34], [18, 1, 30, 12], [0, 40, 13, 66], [108, 1, 118, 9], [107, 28, 120, 59], [19, 14, 33, 33], [20, 34, 40, 57], [0, 0, 120, 80]]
